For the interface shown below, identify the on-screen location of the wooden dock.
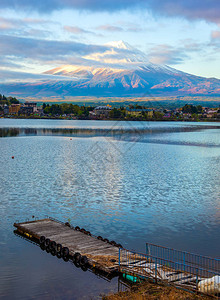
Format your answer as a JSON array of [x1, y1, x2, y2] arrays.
[[14, 217, 219, 297], [14, 218, 120, 275]]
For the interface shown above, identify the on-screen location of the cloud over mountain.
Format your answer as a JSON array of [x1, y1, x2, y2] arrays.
[[0, 34, 109, 63], [0, 0, 219, 23]]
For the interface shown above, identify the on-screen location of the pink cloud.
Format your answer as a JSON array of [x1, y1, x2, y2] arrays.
[[0, 17, 14, 30], [96, 25, 124, 32], [211, 30, 220, 39], [63, 26, 91, 34]]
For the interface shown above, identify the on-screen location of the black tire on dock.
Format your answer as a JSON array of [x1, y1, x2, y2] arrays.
[[80, 228, 86, 233], [57, 252, 62, 259], [65, 222, 70, 227], [45, 238, 50, 247], [51, 248, 56, 256], [39, 236, 46, 244], [97, 236, 103, 240], [81, 265, 88, 272], [74, 261, 81, 268], [80, 255, 88, 267], [103, 238, 109, 243], [50, 241, 56, 250], [56, 243, 62, 252], [40, 244, 46, 251], [46, 246, 50, 253], [62, 247, 69, 257], [75, 226, 80, 231], [86, 231, 91, 236], [73, 252, 81, 264], [63, 255, 69, 262], [116, 243, 123, 248], [110, 241, 117, 246]]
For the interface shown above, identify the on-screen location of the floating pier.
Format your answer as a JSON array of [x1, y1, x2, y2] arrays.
[[14, 217, 121, 275], [14, 217, 220, 297]]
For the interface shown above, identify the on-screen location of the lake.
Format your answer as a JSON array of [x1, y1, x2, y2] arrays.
[[0, 118, 219, 299]]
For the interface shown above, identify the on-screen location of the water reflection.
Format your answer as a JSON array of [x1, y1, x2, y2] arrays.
[[0, 127, 20, 137], [1, 124, 220, 139], [0, 120, 219, 299]]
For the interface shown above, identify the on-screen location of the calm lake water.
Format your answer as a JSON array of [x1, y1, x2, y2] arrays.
[[0, 119, 220, 299]]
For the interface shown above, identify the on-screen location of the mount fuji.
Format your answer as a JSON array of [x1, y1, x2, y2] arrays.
[[1, 41, 220, 99]]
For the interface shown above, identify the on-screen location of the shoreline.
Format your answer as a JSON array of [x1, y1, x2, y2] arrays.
[[103, 280, 212, 300], [1, 116, 220, 123]]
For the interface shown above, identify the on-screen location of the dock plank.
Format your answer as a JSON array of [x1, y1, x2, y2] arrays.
[[14, 218, 120, 274], [86, 248, 119, 256]]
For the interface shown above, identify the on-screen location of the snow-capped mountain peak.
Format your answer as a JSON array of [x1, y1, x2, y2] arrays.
[[83, 40, 150, 65]]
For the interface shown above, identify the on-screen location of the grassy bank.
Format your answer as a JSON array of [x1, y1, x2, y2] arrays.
[[103, 280, 211, 300]]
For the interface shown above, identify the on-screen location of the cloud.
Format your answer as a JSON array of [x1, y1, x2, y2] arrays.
[[116, 21, 145, 32], [148, 44, 190, 65], [211, 30, 220, 39], [0, 0, 219, 23], [148, 0, 220, 24], [96, 25, 124, 32], [96, 24, 144, 33], [0, 69, 76, 83], [0, 34, 110, 67], [0, 34, 206, 70], [148, 40, 208, 66], [0, 16, 56, 36], [0, 59, 23, 69], [0, 0, 136, 13], [63, 25, 93, 34], [23, 18, 52, 24], [126, 27, 143, 32], [210, 30, 220, 48], [0, 17, 14, 30], [0, 16, 53, 28], [25, 29, 52, 38]]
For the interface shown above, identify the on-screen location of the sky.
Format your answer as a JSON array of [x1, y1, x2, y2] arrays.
[[0, 0, 220, 80]]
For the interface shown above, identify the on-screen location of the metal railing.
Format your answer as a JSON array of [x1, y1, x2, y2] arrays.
[[119, 248, 220, 297], [146, 243, 220, 274]]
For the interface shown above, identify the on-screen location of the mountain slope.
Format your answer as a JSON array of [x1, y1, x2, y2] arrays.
[[1, 41, 220, 98]]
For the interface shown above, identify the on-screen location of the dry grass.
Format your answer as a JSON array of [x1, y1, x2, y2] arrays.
[[85, 254, 119, 268], [103, 281, 212, 300], [84, 253, 150, 268]]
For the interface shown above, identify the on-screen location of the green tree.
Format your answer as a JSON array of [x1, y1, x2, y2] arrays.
[[9, 97, 19, 104], [196, 105, 203, 113], [182, 104, 197, 114], [153, 111, 164, 119], [109, 108, 122, 119]]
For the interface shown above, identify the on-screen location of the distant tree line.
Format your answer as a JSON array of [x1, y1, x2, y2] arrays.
[[0, 94, 20, 106], [42, 103, 94, 118], [128, 104, 146, 109], [109, 107, 126, 119], [182, 104, 203, 114]]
